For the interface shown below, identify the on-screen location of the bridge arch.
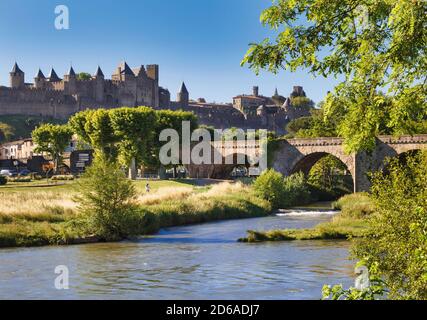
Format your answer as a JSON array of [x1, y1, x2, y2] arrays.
[[290, 152, 355, 193]]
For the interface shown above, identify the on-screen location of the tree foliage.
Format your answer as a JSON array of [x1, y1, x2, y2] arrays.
[[68, 107, 197, 169], [0, 123, 15, 143], [242, 0, 427, 152], [76, 155, 140, 240], [308, 155, 352, 195], [76, 72, 92, 81], [32, 124, 73, 172], [253, 169, 311, 209], [353, 151, 427, 299]]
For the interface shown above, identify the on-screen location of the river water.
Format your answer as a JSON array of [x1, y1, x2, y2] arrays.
[[0, 211, 353, 300]]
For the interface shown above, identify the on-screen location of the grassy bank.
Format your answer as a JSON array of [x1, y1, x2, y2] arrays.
[[239, 193, 374, 242], [0, 180, 271, 248]]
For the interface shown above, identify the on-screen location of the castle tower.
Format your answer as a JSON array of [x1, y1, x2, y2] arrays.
[[253, 86, 259, 97], [94, 66, 105, 103], [34, 69, 46, 89], [146, 65, 159, 83], [177, 82, 189, 108], [146, 65, 159, 107], [48, 68, 61, 82], [64, 66, 77, 94], [10, 63, 25, 88], [112, 61, 135, 82]]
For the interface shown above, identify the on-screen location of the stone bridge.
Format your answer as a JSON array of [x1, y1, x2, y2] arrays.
[[186, 135, 427, 192]]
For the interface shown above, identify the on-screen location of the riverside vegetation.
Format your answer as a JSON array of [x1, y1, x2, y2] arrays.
[[0, 157, 271, 248]]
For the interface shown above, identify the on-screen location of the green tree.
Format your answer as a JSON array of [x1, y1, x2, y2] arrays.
[[76, 72, 92, 81], [242, 0, 427, 152], [308, 155, 350, 193], [69, 107, 198, 178], [253, 169, 311, 209], [76, 155, 140, 240], [286, 116, 313, 135], [352, 151, 427, 299], [0, 123, 15, 143], [32, 124, 73, 172], [290, 96, 314, 111]]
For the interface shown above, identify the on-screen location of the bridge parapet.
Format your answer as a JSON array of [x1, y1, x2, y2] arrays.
[[286, 137, 344, 147], [378, 134, 427, 145]]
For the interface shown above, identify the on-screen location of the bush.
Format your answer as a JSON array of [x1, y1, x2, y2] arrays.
[[76, 155, 140, 241], [281, 172, 311, 207], [333, 193, 374, 219], [51, 175, 74, 181], [253, 169, 286, 209], [353, 151, 427, 299], [0, 176, 7, 185], [7, 177, 31, 183], [253, 169, 312, 209]]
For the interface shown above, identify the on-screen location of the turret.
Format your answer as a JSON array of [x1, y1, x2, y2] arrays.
[[10, 63, 25, 88], [48, 68, 61, 82], [34, 69, 46, 89], [146, 64, 159, 107], [64, 66, 77, 94], [177, 82, 189, 108], [94, 66, 105, 102], [253, 86, 259, 97], [146, 65, 159, 83], [112, 61, 135, 82]]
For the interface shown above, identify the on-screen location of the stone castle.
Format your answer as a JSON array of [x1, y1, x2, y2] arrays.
[[0, 62, 312, 135]]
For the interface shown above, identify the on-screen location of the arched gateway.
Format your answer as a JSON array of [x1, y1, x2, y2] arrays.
[[185, 135, 427, 192]]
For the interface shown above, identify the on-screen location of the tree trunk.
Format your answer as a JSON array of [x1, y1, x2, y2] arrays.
[[128, 158, 137, 180]]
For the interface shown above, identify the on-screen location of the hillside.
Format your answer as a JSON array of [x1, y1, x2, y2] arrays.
[[0, 115, 66, 143]]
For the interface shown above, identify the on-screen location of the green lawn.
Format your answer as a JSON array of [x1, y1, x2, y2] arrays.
[[0, 178, 211, 194]]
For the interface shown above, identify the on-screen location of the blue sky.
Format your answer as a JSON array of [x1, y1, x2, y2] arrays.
[[0, 0, 339, 104]]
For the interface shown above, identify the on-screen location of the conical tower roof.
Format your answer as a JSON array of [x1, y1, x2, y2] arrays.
[[48, 68, 61, 82], [180, 82, 188, 94], [95, 66, 104, 77], [120, 62, 134, 75], [35, 69, 45, 79], [11, 62, 24, 74], [68, 66, 76, 77]]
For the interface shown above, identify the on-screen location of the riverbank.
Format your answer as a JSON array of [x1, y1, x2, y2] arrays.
[[0, 180, 271, 248], [239, 193, 374, 242]]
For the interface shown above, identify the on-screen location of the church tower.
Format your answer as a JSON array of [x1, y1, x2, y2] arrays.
[[177, 82, 189, 108], [10, 63, 25, 88]]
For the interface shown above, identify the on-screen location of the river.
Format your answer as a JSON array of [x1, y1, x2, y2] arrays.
[[0, 210, 354, 300]]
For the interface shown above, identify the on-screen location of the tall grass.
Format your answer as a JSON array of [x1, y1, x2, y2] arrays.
[[0, 181, 271, 248], [137, 187, 194, 205]]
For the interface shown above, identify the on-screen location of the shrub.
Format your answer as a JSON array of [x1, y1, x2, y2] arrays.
[[281, 172, 311, 207], [0, 176, 7, 185], [253, 169, 286, 209], [76, 155, 139, 241], [7, 177, 31, 183], [253, 169, 312, 209], [51, 175, 74, 181], [333, 193, 374, 219], [353, 151, 427, 299]]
